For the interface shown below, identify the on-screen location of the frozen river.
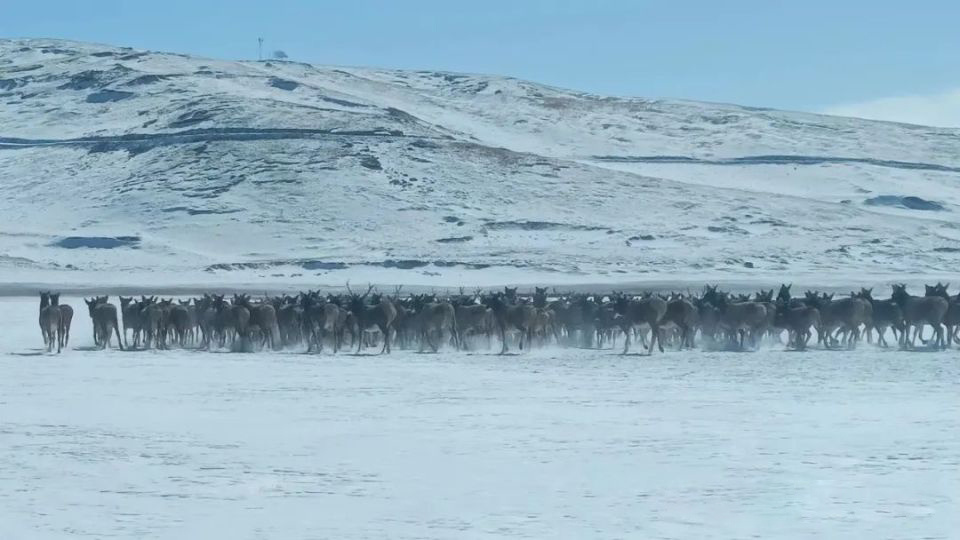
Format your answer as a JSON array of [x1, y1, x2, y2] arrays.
[[2, 297, 958, 539]]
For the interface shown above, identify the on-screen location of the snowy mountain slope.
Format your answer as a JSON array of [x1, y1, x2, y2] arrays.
[[2, 38, 960, 289]]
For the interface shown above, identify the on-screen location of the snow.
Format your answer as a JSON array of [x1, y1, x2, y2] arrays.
[[2, 39, 960, 290], [2, 296, 959, 539], [4, 37, 960, 540]]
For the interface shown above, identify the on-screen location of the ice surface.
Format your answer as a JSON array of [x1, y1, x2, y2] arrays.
[[1, 297, 958, 539]]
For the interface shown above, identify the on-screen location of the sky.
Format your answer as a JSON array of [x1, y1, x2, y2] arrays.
[[3, 0, 960, 126]]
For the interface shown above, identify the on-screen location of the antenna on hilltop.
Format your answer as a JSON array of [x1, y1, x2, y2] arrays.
[[258, 37, 263, 61]]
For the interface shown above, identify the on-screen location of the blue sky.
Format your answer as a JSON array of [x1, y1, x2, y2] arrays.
[[4, 0, 959, 124]]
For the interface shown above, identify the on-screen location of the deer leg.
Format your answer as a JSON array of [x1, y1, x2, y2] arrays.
[[427, 329, 438, 353], [649, 325, 661, 354], [498, 322, 508, 354], [305, 324, 315, 353], [115, 324, 124, 351], [460, 329, 470, 351]]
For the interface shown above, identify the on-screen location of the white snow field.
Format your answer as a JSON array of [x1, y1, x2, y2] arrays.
[[2, 297, 959, 539], [2, 39, 960, 291]]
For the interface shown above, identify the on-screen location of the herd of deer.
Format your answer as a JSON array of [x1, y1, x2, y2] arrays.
[[36, 282, 960, 355]]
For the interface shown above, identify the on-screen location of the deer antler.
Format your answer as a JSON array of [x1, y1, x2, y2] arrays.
[[345, 280, 354, 296], [363, 283, 374, 299]]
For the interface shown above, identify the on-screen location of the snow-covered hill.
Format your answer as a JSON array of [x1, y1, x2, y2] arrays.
[[2, 38, 959, 291]]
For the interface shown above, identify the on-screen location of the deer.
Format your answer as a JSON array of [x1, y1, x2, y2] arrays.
[[924, 283, 960, 347], [227, 294, 252, 348], [611, 292, 667, 354], [773, 301, 820, 350], [803, 292, 871, 349], [410, 294, 459, 352], [84, 296, 124, 350], [891, 284, 947, 349], [38, 291, 61, 353], [346, 283, 397, 354], [49, 293, 73, 351], [301, 293, 342, 353], [234, 294, 280, 350], [855, 288, 903, 347], [482, 291, 538, 354], [276, 295, 304, 348], [168, 301, 194, 348], [118, 296, 143, 348], [530, 287, 561, 346], [194, 294, 218, 349], [140, 296, 174, 349], [662, 295, 698, 350], [713, 293, 767, 351], [452, 291, 494, 350]]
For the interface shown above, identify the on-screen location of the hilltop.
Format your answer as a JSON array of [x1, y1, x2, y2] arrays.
[[2, 38, 959, 291]]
